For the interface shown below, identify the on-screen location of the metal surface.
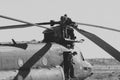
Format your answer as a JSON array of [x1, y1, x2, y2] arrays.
[[0, 66, 65, 80]]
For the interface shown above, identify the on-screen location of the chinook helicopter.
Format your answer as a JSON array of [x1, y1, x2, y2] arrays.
[[0, 14, 120, 80]]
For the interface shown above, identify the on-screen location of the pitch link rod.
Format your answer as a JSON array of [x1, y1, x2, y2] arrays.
[[0, 15, 50, 29]]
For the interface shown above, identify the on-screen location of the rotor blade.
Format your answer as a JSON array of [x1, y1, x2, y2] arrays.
[[0, 24, 32, 30], [73, 26, 120, 62], [13, 43, 52, 80], [0, 15, 50, 29], [0, 21, 60, 30], [76, 22, 120, 32]]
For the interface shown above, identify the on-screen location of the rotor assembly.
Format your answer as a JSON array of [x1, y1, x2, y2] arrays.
[[0, 14, 120, 80], [0, 14, 120, 61]]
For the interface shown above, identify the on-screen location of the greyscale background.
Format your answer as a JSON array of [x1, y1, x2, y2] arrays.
[[0, 0, 120, 58]]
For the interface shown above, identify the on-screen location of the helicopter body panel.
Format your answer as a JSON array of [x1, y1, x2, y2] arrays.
[[0, 66, 65, 80]]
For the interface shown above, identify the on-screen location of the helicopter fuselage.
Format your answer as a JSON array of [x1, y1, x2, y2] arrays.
[[0, 42, 92, 80]]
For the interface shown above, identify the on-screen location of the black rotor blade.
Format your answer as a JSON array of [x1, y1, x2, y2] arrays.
[[0, 21, 60, 30], [0, 24, 30, 30], [0, 15, 49, 29], [73, 26, 120, 62], [13, 43, 52, 80], [76, 22, 120, 32]]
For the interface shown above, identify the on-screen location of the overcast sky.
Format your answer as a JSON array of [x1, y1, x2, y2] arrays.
[[0, 0, 120, 58]]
